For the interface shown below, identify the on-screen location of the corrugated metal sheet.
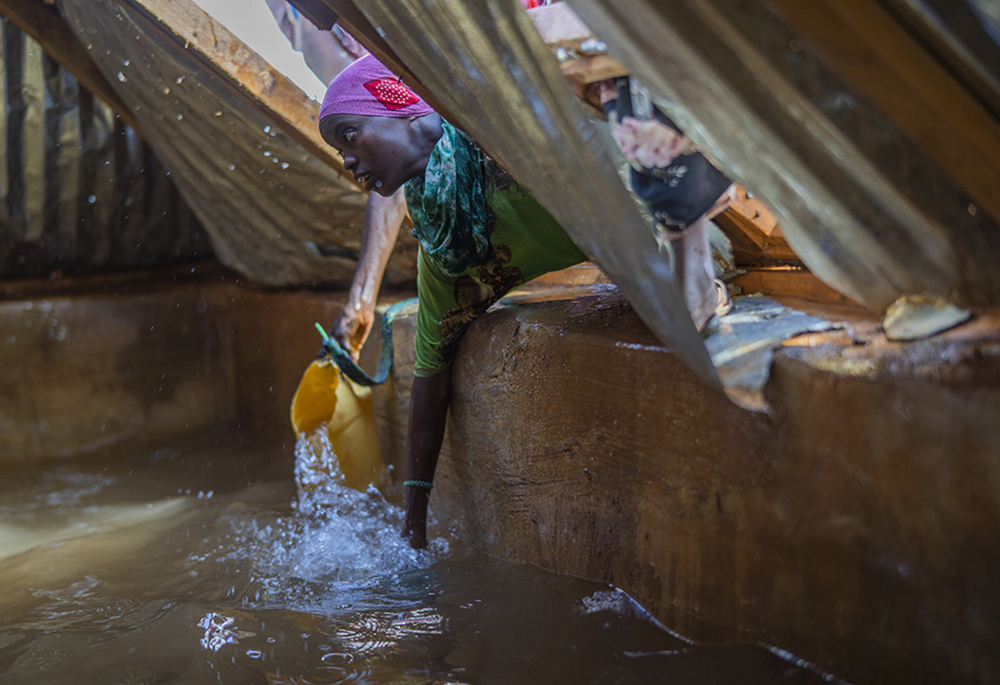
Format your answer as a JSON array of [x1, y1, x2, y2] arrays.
[[0, 18, 211, 279], [566, 0, 1000, 310]]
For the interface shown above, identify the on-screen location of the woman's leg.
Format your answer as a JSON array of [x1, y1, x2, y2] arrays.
[[661, 216, 718, 332]]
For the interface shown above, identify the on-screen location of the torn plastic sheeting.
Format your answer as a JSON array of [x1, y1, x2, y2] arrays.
[[703, 296, 841, 412], [343, 0, 718, 388]]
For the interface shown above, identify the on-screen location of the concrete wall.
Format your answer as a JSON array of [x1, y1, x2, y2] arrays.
[[2, 273, 998, 683], [0, 278, 238, 459], [364, 288, 1000, 684], [431, 292, 1000, 684]]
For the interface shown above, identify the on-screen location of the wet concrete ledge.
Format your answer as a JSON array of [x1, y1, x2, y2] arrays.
[[2, 271, 999, 683]]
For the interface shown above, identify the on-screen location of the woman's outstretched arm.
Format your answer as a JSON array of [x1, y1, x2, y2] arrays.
[[402, 366, 453, 549], [332, 188, 407, 359]]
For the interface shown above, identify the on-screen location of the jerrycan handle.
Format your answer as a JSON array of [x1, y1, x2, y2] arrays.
[[314, 298, 417, 387]]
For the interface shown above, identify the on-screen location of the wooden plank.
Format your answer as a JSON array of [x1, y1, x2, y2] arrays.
[[527, 3, 626, 85], [713, 185, 801, 266], [732, 266, 858, 306], [0, 0, 141, 132], [528, 1, 594, 47], [558, 53, 626, 85]]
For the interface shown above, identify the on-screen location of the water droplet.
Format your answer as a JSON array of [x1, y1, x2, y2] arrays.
[[175, 75, 185, 84], [123, 59, 130, 66], [280, 162, 290, 170], [87, 195, 97, 204], [117, 72, 127, 82], [228, 164, 236, 171], [176, 114, 183, 121]]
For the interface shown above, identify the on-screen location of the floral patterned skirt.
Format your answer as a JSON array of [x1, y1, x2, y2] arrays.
[[604, 77, 732, 235]]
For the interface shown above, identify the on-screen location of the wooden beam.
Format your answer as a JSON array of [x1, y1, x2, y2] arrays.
[[528, 2, 626, 86], [714, 185, 801, 266], [732, 266, 858, 306], [0, 0, 141, 132], [122, 0, 355, 184]]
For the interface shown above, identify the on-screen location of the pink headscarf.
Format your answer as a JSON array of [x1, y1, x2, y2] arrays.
[[319, 54, 434, 121]]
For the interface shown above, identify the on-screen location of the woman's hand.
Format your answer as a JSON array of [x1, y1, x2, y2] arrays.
[[402, 486, 431, 549], [331, 302, 375, 361]]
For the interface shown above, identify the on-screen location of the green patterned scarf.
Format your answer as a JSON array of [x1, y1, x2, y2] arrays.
[[404, 120, 490, 278]]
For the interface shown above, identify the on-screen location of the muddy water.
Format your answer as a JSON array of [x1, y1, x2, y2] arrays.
[[0, 434, 831, 684]]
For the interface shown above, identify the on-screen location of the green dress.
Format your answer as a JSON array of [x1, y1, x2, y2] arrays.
[[405, 121, 586, 376]]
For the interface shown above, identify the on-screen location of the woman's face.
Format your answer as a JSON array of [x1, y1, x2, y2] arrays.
[[321, 113, 423, 196]]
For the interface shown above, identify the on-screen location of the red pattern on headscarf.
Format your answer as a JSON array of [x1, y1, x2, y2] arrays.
[[363, 78, 421, 110], [320, 54, 435, 121]]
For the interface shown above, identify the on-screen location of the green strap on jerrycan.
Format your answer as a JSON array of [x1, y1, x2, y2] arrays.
[[314, 297, 418, 386]]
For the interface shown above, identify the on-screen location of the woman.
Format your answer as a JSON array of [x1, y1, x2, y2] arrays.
[[318, 56, 728, 548]]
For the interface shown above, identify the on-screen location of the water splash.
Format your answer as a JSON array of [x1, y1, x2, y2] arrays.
[[227, 430, 448, 598]]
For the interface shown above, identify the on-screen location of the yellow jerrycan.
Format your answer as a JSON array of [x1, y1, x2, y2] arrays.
[[290, 358, 383, 491], [290, 303, 415, 491]]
